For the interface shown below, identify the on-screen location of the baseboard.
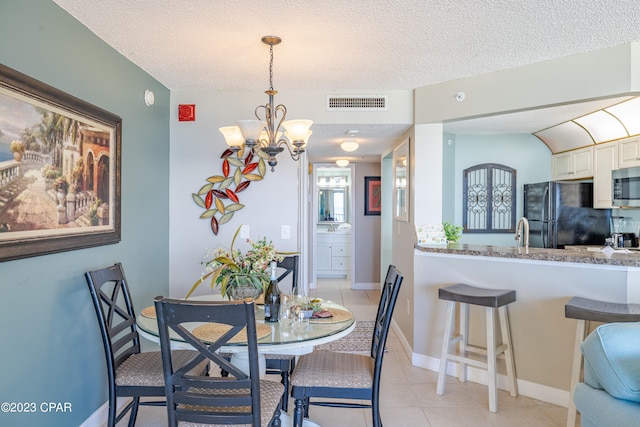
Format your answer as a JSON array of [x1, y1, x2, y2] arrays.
[[353, 282, 379, 290], [391, 319, 413, 357], [79, 397, 131, 427], [410, 352, 570, 408]]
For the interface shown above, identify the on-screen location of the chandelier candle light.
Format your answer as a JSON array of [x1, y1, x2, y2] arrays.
[[219, 36, 313, 172]]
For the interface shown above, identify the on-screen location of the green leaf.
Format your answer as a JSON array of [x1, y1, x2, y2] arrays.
[[219, 211, 234, 225], [225, 203, 245, 212], [226, 157, 244, 168], [192, 193, 205, 208], [219, 274, 230, 297], [234, 167, 242, 186], [185, 270, 214, 299], [230, 225, 242, 252], [199, 209, 217, 219], [198, 183, 213, 195], [219, 177, 234, 189]]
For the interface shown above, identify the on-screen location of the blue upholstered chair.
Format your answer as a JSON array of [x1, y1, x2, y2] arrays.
[[573, 322, 640, 426]]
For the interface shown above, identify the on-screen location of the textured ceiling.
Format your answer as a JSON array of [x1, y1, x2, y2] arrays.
[[52, 0, 640, 161]]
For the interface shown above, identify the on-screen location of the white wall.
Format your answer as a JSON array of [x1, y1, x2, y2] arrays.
[[169, 90, 413, 298], [415, 43, 640, 124], [169, 91, 300, 298]]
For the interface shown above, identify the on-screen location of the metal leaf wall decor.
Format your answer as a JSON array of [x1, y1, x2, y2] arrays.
[[192, 147, 267, 235]]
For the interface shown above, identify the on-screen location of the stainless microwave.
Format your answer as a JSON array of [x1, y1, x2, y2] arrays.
[[612, 166, 640, 207]]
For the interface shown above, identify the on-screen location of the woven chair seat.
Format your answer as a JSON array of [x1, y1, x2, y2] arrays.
[[291, 350, 374, 389], [116, 349, 206, 387], [177, 380, 283, 427], [315, 320, 374, 353]]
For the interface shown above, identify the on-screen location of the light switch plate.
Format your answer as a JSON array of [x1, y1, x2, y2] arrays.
[[281, 225, 291, 239], [240, 224, 250, 239]]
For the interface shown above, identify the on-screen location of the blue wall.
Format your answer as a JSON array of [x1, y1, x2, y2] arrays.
[[0, 1, 170, 425], [453, 133, 552, 246]]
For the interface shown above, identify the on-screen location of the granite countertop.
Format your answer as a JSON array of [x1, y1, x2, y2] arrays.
[[415, 243, 640, 267]]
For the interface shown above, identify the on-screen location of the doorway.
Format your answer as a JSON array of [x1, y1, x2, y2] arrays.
[[310, 164, 355, 289]]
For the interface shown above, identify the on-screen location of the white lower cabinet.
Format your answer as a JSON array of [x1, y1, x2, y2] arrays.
[[316, 233, 351, 278]]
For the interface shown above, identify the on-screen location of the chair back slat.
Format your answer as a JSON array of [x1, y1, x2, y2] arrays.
[[277, 255, 299, 294], [154, 297, 262, 427], [85, 263, 142, 375]]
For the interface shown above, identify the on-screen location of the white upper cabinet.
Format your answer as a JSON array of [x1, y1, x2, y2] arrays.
[[593, 142, 618, 209], [552, 146, 594, 180], [618, 137, 640, 168]]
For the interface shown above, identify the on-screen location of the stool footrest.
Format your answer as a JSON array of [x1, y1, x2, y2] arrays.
[[446, 353, 488, 370]]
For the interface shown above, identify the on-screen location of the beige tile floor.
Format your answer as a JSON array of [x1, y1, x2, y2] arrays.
[[118, 278, 572, 427]]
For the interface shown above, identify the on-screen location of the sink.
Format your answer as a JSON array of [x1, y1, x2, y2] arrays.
[[317, 223, 351, 234], [317, 228, 350, 234]]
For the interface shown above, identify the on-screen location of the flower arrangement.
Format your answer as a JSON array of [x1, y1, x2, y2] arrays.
[[186, 225, 285, 299]]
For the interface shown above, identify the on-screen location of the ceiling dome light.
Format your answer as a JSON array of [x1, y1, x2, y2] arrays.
[[341, 140, 359, 152], [336, 159, 350, 167]]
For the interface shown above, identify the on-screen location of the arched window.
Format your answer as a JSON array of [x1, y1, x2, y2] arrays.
[[463, 163, 516, 233]]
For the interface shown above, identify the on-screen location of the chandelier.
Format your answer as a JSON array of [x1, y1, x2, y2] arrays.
[[219, 36, 313, 171]]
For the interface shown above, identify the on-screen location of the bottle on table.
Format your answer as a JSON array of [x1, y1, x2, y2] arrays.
[[264, 261, 281, 322]]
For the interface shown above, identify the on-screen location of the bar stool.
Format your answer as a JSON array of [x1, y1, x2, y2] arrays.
[[436, 283, 518, 413], [564, 296, 640, 427]]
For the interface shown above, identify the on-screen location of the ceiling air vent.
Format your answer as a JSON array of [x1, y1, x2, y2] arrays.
[[326, 95, 388, 111]]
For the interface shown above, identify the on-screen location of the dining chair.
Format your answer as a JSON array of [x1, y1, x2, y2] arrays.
[[265, 254, 299, 412], [314, 320, 375, 353], [290, 265, 403, 427], [154, 296, 283, 427], [85, 263, 207, 427], [276, 255, 299, 294]]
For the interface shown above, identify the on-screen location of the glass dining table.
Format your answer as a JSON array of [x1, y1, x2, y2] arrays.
[[136, 295, 356, 375]]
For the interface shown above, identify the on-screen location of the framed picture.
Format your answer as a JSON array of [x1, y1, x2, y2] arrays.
[[0, 64, 121, 262], [364, 176, 381, 216], [393, 138, 409, 222]]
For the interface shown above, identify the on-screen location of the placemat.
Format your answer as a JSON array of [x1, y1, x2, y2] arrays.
[[140, 306, 156, 318], [309, 307, 353, 324], [192, 322, 271, 344]]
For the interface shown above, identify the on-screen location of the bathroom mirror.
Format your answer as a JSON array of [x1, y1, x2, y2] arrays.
[[318, 187, 348, 223]]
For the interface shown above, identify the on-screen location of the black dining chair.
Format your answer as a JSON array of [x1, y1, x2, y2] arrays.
[[275, 255, 299, 294], [85, 263, 207, 427], [265, 255, 299, 412], [290, 265, 403, 427], [154, 296, 283, 427]]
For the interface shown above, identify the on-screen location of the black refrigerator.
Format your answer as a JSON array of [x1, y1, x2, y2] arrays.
[[523, 181, 611, 249]]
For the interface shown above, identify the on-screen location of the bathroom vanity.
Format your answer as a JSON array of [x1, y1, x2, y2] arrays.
[[316, 230, 351, 278]]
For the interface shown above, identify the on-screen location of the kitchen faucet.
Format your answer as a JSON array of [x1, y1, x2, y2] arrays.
[[515, 217, 529, 252]]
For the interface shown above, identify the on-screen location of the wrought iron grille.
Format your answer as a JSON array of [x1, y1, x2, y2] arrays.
[[463, 163, 516, 233]]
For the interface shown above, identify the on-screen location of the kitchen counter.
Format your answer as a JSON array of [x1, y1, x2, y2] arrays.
[[415, 242, 640, 267], [409, 242, 640, 409]]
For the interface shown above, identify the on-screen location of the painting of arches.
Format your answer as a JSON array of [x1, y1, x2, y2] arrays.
[[0, 64, 121, 261]]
